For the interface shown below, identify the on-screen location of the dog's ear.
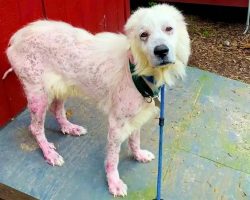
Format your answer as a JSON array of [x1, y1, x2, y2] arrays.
[[124, 20, 135, 37], [165, 5, 191, 65], [176, 22, 191, 66], [124, 8, 146, 37]]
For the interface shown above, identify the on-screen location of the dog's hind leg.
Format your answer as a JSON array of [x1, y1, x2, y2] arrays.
[[128, 129, 155, 162], [28, 93, 64, 166], [50, 99, 87, 136]]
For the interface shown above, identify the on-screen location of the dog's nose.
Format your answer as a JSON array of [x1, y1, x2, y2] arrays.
[[154, 45, 169, 58]]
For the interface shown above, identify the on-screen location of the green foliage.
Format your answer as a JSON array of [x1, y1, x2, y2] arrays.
[[202, 30, 211, 38], [201, 28, 216, 38], [148, 0, 157, 7]]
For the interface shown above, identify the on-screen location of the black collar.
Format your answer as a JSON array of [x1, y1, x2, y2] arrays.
[[129, 61, 160, 99]]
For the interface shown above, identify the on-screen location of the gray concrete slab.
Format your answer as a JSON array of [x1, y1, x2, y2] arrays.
[[0, 67, 249, 200]]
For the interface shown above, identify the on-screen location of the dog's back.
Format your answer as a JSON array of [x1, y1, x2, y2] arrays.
[[6, 20, 129, 103]]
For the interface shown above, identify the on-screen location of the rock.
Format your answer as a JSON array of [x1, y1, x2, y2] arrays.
[[224, 40, 230, 46]]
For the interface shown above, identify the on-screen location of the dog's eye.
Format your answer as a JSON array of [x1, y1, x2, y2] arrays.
[[140, 32, 149, 41], [165, 27, 173, 32]]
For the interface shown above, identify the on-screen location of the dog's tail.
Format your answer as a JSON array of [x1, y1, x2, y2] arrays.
[[2, 68, 13, 80]]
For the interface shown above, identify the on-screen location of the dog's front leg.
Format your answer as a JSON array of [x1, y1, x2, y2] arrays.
[[105, 125, 127, 197], [128, 129, 155, 162]]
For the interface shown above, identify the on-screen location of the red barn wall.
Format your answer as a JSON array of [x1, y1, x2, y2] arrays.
[[159, 0, 248, 7], [0, 0, 130, 127]]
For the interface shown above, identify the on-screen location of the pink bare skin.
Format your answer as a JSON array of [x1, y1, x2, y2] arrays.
[[28, 94, 64, 166], [129, 130, 155, 163], [104, 74, 154, 196], [50, 99, 87, 136], [105, 126, 127, 197], [6, 20, 158, 196]]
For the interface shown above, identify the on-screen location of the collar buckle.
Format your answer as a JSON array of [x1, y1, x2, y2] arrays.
[[144, 96, 152, 103]]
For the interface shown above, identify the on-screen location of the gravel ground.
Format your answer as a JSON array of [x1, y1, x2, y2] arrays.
[[179, 4, 250, 84]]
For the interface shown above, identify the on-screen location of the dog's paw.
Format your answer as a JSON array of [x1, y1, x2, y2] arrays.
[[61, 123, 87, 136], [39, 141, 64, 166], [107, 171, 127, 197], [43, 146, 64, 166], [134, 149, 155, 163], [107, 174, 127, 197]]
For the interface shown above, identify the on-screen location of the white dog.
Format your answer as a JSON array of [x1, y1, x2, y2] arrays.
[[6, 4, 190, 197]]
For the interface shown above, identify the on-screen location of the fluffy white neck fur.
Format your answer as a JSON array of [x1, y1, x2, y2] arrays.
[[130, 41, 186, 87]]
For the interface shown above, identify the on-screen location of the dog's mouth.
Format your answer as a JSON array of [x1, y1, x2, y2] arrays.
[[151, 54, 175, 68], [155, 60, 175, 67], [159, 60, 174, 66]]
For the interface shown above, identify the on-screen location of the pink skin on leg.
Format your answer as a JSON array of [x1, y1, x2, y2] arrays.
[[28, 95, 64, 166], [50, 99, 87, 136], [129, 130, 155, 163], [104, 77, 150, 196], [105, 126, 127, 197]]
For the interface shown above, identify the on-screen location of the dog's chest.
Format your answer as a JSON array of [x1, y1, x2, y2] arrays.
[[112, 75, 144, 118]]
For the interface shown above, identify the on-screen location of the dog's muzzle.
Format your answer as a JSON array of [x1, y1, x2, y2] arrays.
[[154, 44, 169, 58], [154, 45, 174, 66]]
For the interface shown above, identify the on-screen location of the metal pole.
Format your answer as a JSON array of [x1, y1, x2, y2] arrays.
[[244, 0, 250, 34]]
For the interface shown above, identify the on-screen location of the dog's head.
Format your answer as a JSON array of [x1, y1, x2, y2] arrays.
[[125, 4, 191, 86]]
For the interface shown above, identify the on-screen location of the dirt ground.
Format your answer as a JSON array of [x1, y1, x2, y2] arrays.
[[180, 4, 250, 84]]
